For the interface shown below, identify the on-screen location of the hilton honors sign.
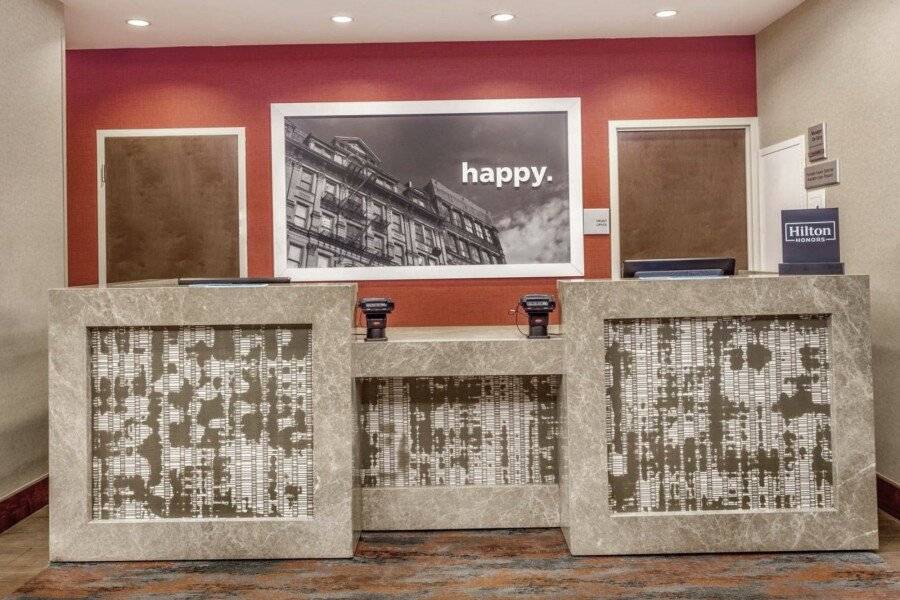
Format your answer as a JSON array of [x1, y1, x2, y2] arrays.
[[779, 208, 843, 274]]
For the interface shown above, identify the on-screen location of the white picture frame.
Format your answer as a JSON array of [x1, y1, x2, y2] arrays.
[[271, 98, 584, 281]]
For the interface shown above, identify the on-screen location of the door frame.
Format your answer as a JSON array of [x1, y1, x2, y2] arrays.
[[759, 135, 807, 272], [608, 117, 761, 279], [96, 127, 248, 285]]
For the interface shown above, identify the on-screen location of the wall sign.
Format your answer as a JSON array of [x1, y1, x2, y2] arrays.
[[805, 159, 840, 189], [807, 122, 827, 162], [583, 208, 610, 235], [270, 99, 584, 281], [807, 188, 827, 209], [781, 207, 841, 264]]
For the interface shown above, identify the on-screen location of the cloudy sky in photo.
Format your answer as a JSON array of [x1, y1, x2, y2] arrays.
[[287, 111, 570, 264], [496, 190, 570, 264]]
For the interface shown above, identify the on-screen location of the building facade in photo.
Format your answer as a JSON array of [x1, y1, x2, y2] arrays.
[[284, 126, 506, 269]]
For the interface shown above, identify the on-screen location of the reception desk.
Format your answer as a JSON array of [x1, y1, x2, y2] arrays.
[[353, 326, 563, 531], [48, 275, 877, 560], [48, 283, 359, 560], [559, 275, 876, 555]]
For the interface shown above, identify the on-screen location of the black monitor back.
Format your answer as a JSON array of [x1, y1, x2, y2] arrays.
[[622, 257, 736, 279]]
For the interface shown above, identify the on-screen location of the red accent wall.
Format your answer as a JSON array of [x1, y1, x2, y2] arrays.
[[66, 37, 756, 326]]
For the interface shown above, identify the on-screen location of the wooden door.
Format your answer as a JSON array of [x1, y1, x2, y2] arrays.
[[616, 129, 749, 270], [102, 133, 241, 283]]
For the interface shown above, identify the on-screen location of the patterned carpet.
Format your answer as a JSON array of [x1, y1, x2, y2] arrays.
[[8, 529, 899, 599]]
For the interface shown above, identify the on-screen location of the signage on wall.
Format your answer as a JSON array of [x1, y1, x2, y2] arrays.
[[779, 207, 843, 274], [583, 208, 610, 235], [807, 188, 827, 209], [805, 159, 840, 189], [270, 98, 585, 281], [807, 122, 827, 162]]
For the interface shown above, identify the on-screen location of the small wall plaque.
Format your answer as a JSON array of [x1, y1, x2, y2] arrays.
[[807, 188, 827, 209], [583, 208, 610, 235], [805, 159, 840, 189], [808, 122, 827, 162]]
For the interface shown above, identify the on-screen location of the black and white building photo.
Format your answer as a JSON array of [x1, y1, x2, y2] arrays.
[[272, 99, 583, 280], [283, 127, 506, 270]]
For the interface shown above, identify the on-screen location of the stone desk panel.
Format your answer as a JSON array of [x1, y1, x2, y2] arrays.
[[356, 371, 563, 530], [559, 275, 876, 555], [352, 326, 563, 378], [49, 283, 358, 561]]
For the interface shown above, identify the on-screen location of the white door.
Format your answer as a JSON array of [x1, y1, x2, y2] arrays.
[[759, 136, 807, 272]]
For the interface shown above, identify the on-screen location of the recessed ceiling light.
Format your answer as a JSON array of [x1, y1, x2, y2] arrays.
[[126, 18, 151, 28], [491, 13, 515, 23], [655, 10, 678, 18], [331, 15, 353, 24]]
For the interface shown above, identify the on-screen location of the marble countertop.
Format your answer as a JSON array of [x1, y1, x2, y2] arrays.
[[352, 325, 560, 343], [352, 325, 564, 377]]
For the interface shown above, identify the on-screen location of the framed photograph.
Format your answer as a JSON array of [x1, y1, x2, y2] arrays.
[[271, 98, 583, 280]]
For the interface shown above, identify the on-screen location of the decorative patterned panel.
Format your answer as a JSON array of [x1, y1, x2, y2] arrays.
[[90, 325, 313, 520], [359, 376, 560, 487], [605, 315, 833, 513]]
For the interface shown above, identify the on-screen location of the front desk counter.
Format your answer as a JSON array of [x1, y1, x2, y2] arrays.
[[48, 275, 877, 561], [49, 282, 359, 561], [353, 325, 563, 530]]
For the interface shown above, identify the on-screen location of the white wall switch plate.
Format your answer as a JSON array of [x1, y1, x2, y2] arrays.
[[807, 188, 827, 208]]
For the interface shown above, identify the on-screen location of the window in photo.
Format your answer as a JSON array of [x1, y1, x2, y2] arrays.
[[293, 203, 310, 228]]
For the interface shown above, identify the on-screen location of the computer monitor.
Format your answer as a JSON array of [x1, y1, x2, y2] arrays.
[[622, 257, 736, 279]]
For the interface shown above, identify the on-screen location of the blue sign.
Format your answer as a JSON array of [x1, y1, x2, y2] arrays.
[[781, 208, 841, 264]]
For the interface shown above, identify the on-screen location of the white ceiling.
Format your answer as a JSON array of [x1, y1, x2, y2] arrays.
[[64, 0, 805, 50]]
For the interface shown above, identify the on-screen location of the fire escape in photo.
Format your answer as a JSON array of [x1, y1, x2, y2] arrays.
[[284, 125, 505, 270]]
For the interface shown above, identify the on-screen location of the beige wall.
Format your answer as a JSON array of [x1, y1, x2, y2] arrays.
[[0, 0, 66, 500], [757, 0, 900, 483]]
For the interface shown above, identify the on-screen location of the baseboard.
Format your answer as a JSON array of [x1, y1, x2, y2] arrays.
[[877, 475, 900, 520], [0, 475, 48, 534]]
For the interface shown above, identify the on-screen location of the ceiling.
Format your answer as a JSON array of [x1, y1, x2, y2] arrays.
[[64, 0, 805, 50]]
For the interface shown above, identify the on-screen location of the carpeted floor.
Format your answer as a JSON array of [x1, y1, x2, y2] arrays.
[[7, 529, 899, 599]]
